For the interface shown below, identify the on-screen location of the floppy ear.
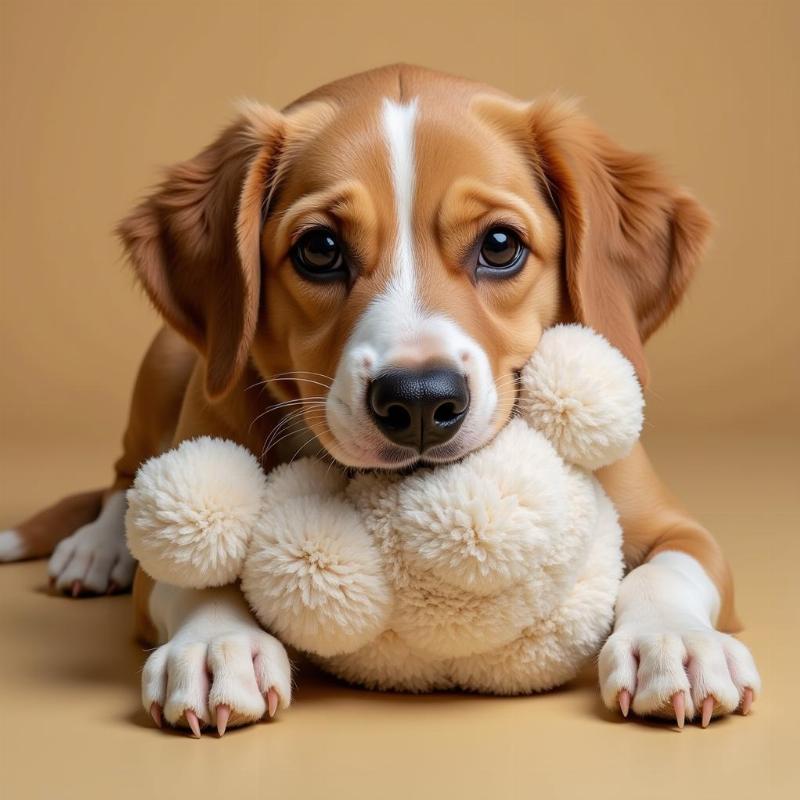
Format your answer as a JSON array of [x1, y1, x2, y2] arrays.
[[116, 104, 285, 399], [527, 98, 713, 385], [475, 94, 712, 386]]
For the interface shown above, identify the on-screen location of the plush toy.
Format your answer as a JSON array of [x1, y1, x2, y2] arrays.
[[126, 324, 643, 694]]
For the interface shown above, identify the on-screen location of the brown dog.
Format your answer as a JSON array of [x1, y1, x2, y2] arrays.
[[0, 65, 760, 736]]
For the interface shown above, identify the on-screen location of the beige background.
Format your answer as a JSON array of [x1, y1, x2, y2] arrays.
[[2, 0, 799, 452], [1, 1, 798, 798]]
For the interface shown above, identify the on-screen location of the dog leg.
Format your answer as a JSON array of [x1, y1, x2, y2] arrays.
[[599, 551, 761, 726], [597, 444, 761, 726], [141, 582, 292, 736], [47, 490, 136, 596], [0, 488, 104, 563], [2, 327, 195, 585]]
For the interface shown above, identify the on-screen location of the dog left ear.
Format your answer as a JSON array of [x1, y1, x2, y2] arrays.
[[527, 97, 713, 386]]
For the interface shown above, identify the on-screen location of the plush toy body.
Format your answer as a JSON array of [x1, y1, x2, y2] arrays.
[[127, 325, 643, 694]]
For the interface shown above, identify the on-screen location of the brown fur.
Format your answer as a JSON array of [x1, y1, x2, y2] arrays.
[[8, 64, 737, 636], [475, 93, 713, 385], [10, 489, 104, 561], [132, 569, 157, 645]]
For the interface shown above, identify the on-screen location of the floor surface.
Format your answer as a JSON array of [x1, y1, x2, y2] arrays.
[[0, 431, 796, 799]]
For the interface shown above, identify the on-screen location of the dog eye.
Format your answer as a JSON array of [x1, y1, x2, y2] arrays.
[[291, 228, 345, 280], [477, 227, 526, 275]]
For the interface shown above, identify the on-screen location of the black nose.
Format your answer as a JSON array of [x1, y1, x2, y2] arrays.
[[368, 367, 470, 452]]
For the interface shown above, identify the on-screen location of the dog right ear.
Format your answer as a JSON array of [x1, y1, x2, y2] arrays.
[[117, 101, 332, 400], [473, 94, 712, 387]]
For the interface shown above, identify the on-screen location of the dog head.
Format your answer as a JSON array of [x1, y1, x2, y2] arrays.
[[119, 65, 711, 469]]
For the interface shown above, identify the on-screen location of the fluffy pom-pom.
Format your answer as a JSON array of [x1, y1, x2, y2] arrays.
[[262, 459, 349, 510], [519, 325, 644, 470], [393, 420, 568, 595], [125, 437, 266, 588], [241, 494, 392, 658]]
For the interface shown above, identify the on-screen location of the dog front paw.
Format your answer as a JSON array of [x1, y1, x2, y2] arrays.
[[48, 492, 135, 596], [598, 626, 761, 727], [142, 628, 292, 737]]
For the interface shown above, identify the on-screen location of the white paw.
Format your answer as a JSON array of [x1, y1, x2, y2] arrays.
[[599, 626, 761, 726], [47, 492, 135, 595], [142, 628, 292, 736], [0, 530, 26, 562]]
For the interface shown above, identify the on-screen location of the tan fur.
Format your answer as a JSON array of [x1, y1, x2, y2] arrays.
[[8, 65, 734, 634], [597, 443, 739, 632], [109, 326, 198, 492], [475, 93, 713, 385], [132, 568, 157, 645], [9, 489, 104, 560]]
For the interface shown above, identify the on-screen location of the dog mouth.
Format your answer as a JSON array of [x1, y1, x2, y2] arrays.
[[318, 415, 502, 472], [354, 444, 471, 473], [326, 444, 470, 474], [316, 371, 520, 472], [376, 439, 472, 469]]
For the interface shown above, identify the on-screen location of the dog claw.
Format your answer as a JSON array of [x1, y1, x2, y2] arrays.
[[267, 689, 279, 718], [701, 696, 714, 728], [184, 709, 202, 738], [618, 689, 631, 718], [107, 581, 118, 596], [149, 703, 163, 729], [216, 705, 230, 737], [741, 687, 754, 716], [71, 580, 82, 597], [672, 692, 685, 729]]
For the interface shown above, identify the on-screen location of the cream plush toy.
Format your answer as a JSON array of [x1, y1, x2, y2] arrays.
[[126, 325, 643, 694]]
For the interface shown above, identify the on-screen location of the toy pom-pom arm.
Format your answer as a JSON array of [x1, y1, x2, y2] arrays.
[[125, 437, 267, 589], [520, 325, 644, 471]]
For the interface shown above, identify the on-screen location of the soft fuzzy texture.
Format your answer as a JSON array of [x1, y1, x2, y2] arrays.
[[242, 484, 393, 657], [126, 437, 266, 587], [126, 324, 644, 694], [519, 325, 644, 471]]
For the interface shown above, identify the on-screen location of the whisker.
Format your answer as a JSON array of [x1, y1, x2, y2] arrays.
[[261, 408, 309, 453], [262, 412, 328, 458], [245, 378, 266, 392], [257, 376, 333, 391], [288, 431, 326, 465], [262, 396, 328, 412], [262, 407, 326, 442], [245, 370, 334, 396], [322, 452, 340, 478], [494, 375, 521, 387], [270, 370, 334, 382], [248, 398, 327, 435], [266, 408, 327, 445]]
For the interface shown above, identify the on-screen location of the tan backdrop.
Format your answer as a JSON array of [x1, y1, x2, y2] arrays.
[[2, 0, 798, 461], [1, 3, 798, 799]]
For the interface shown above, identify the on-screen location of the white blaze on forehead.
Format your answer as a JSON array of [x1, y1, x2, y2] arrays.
[[381, 98, 419, 311], [325, 97, 498, 465]]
